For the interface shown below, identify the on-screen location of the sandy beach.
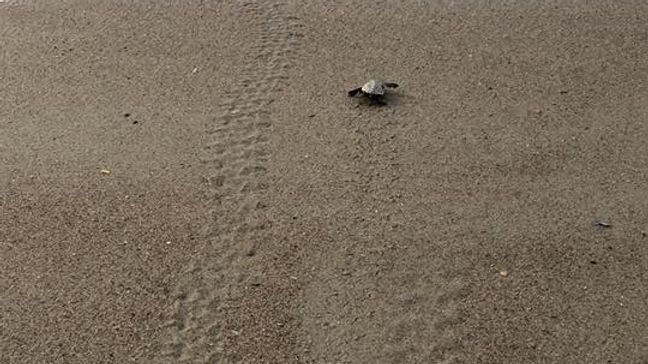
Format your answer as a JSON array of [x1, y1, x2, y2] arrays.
[[2, 1, 647, 363]]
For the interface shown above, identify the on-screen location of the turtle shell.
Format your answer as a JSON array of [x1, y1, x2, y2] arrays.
[[361, 80, 385, 95]]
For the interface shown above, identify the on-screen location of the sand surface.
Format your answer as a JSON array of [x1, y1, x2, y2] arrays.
[[2, 1, 647, 363]]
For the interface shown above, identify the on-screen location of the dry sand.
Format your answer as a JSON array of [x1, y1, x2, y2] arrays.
[[1, 1, 647, 363]]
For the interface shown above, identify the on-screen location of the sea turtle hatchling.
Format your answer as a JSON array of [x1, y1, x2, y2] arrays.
[[348, 79, 399, 105]]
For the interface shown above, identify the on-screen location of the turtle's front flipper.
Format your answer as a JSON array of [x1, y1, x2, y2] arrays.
[[383, 82, 399, 88], [348, 88, 362, 97]]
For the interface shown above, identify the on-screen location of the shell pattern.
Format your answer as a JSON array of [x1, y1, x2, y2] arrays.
[[361, 80, 385, 95]]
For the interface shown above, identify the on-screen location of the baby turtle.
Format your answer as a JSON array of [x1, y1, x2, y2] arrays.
[[348, 80, 399, 105]]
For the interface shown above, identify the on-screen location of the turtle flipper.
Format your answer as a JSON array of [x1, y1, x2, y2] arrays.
[[369, 94, 387, 106], [383, 82, 399, 89], [348, 88, 362, 97]]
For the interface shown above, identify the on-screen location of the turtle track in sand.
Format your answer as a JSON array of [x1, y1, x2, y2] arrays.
[[296, 113, 471, 363], [155, 1, 301, 363], [285, 3, 472, 362]]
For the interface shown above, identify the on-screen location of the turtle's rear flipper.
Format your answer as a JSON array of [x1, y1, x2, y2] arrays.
[[369, 94, 387, 106], [384, 82, 399, 88], [348, 88, 362, 97]]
